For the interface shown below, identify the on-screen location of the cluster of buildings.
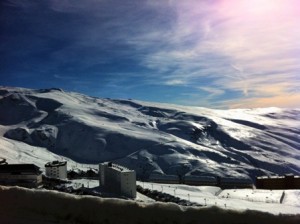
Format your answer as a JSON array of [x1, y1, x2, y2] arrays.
[[0, 159, 137, 198], [149, 173, 254, 189], [1, 156, 299, 198], [67, 168, 98, 179], [0, 160, 67, 188], [148, 174, 300, 190]]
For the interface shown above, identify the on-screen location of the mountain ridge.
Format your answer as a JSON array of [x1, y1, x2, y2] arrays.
[[0, 86, 299, 181]]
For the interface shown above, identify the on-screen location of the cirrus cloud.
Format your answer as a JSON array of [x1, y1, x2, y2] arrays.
[[1, 0, 299, 108]]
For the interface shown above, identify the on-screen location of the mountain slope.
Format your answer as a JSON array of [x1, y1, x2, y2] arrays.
[[0, 86, 299, 180]]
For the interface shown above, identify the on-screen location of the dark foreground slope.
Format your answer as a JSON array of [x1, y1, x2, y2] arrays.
[[0, 186, 299, 224]]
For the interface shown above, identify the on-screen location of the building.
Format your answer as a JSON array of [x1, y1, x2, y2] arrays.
[[149, 174, 179, 184], [218, 177, 254, 189], [99, 162, 136, 198], [184, 175, 217, 186], [0, 164, 42, 188], [45, 161, 67, 179], [85, 168, 98, 179], [67, 169, 81, 179], [256, 174, 300, 189]]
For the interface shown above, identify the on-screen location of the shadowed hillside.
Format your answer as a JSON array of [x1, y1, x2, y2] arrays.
[[0, 87, 299, 181]]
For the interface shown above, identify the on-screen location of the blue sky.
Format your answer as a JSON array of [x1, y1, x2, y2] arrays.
[[1, 0, 299, 108]]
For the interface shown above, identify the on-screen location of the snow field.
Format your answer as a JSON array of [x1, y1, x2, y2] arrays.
[[0, 133, 97, 172], [138, 181, 300, 214]]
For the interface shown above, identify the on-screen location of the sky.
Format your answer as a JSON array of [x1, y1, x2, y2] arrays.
[[0, 0, 299, 109]]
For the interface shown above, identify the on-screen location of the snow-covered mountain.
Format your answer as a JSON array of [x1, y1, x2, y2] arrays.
[[0, 86, 299, 181]]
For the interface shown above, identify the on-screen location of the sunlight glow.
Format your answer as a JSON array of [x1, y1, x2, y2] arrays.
[[219, 0, 293, 19], [241, 0, 282, 15]]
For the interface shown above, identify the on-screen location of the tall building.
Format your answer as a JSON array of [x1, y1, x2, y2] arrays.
[[99, 162, 136, 198], [45, 161, 67, 179]]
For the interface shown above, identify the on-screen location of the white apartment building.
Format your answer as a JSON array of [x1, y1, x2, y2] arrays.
[[45, 161, 67, 179], [99, 162, 136, 198]]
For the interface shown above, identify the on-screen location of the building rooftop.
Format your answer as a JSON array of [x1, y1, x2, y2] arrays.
[[45, 160, 67, 168], [220, 178, 253, 184], [257, 175, 300, 179], [185, 175, 217, 181], [149, 174, 178, 180], [0, 164, 42, 174], [105, 162, 133, 173]]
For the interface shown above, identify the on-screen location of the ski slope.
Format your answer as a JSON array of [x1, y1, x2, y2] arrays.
[[0, 86, 299, 181], [138, 181, 300, 215]]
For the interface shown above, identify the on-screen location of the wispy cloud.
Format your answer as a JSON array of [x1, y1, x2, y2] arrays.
[[224, 93, 300, 109], [2, 0, 299, 108], [199, 87, 225, 98], [125, 0, 300, 107], [165, 79, 187, 86]]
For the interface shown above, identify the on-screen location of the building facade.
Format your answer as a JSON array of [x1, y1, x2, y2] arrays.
[[45, 161, 67, 179], [218, 177, 254, 189], [185, 175, 217, 186], [256, 174, 300, 189], [149, 174, 179, 184], [0, 164, 42, 188], [99, 162, 136, 198]]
